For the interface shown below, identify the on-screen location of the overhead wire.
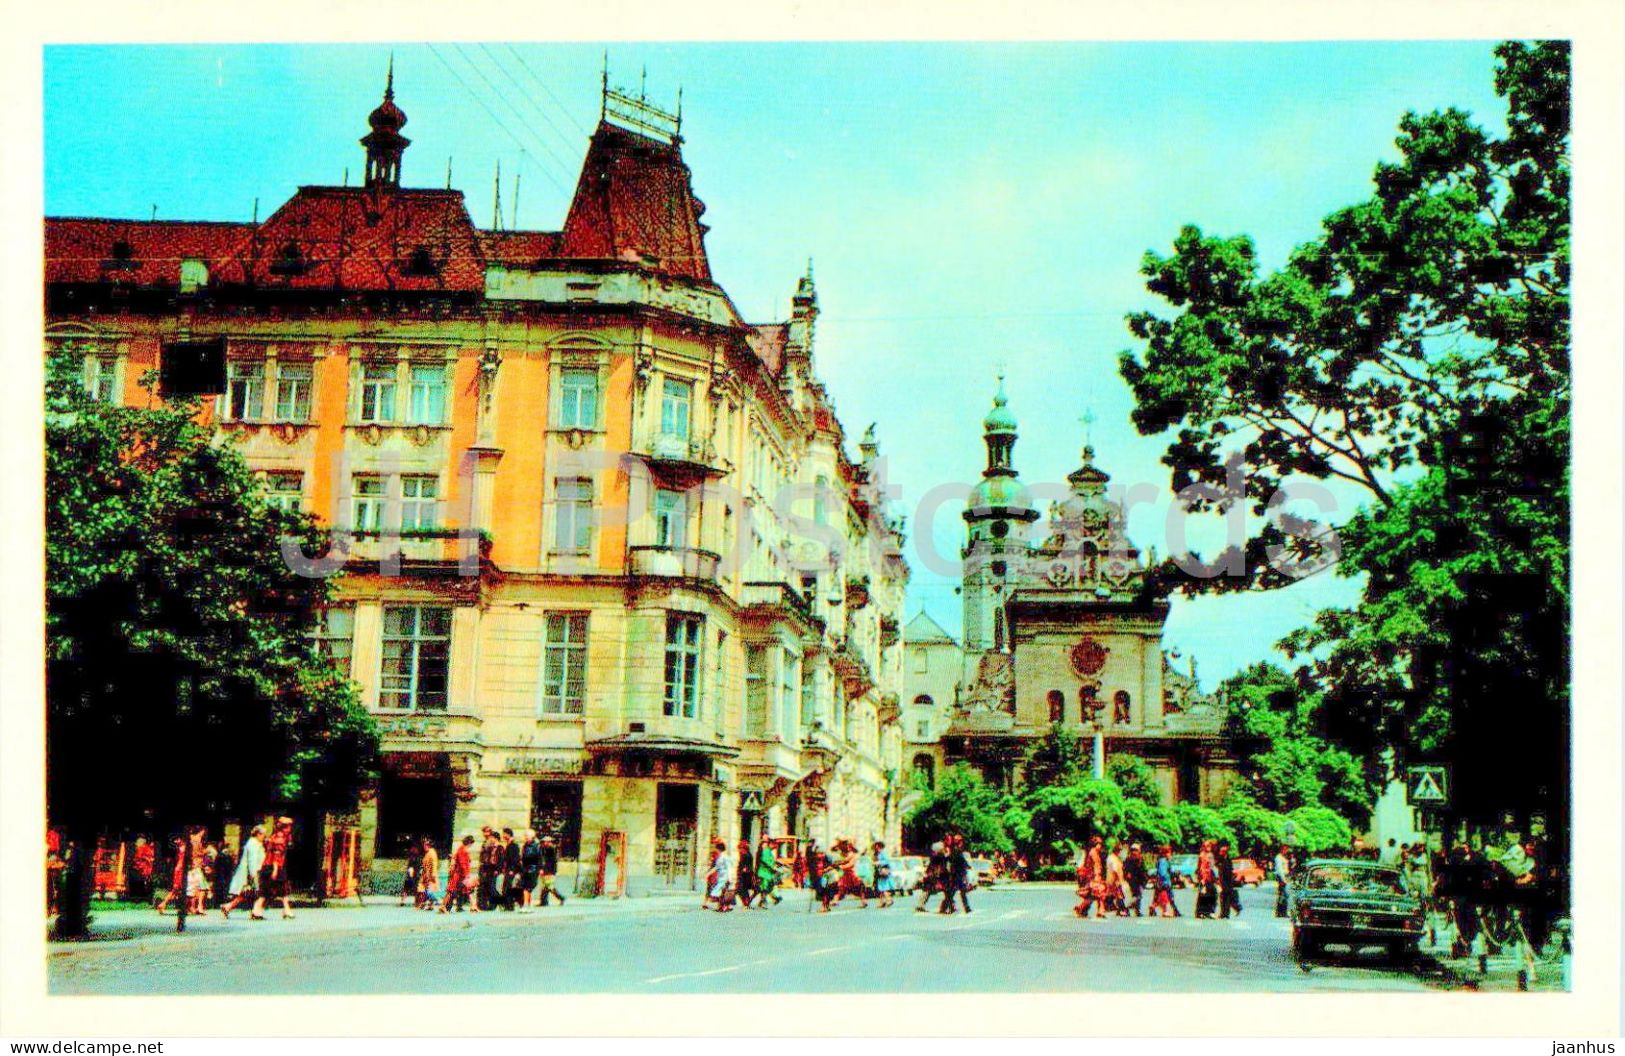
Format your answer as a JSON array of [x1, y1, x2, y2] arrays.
[[425, 43, 572, 207]]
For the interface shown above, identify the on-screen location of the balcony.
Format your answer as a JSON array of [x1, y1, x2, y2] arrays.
[[830, 635, 876, 696], [321, 529, 492, 577], [631, 431, 727, 483], [628, 544, 720, 581], [740, 580, 822, 630]]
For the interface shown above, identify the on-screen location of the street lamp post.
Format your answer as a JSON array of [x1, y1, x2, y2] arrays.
[[1091, 723, 1105, 780]]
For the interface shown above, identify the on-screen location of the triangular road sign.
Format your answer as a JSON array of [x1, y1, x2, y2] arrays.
[[1410, 770, 1446, 803]]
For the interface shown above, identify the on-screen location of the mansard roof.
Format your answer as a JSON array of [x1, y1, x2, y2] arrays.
[[45, 218, 255, 287]]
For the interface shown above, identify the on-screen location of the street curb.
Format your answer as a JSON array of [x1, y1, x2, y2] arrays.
[[48, 899, 699, 960]]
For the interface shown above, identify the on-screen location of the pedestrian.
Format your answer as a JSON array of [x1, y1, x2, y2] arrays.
[[519, 829, 542, 912], [211, 840, 235, 910], [1194, 841, 1218, 919], [916, 841, 949, 913], [1105, 842, 1128, 916], [413, 836, 437, 909], [255, 817, 296, 920], [704, 837, 734, 911], [804, 838, 827, 910], [400, 836, 421, 907], [1124, 843, 1147, 916], [535, 835, 566, 906], [221, 825, 266, 919], [829, 839, 869, 910], [872, 841, 896, 908], [1151, 844, 1179, 917], [1443, 842, 1489, 957], [1074, 835, 1106, 919], [500, 828, 522, 911], [1216, 841, 1239, 918], [754, 838, 784, 908], [441, 834, 476, 913], [128, 836, 155, 905], [1273, 844, 1292, 918], [946, 835, 973, 915], [735, 839, 757, 910], [477, 828, 502, 911]]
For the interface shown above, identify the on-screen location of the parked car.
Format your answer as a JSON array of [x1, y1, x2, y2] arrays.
[[968, 856, 997, 887], [889, 855, 926, 894], [1168, 854, 1199, 887], [1289, 858, 1424, 961], [1231, 857, 1266, 886]]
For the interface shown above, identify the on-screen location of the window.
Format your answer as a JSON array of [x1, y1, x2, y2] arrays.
[[559, 369, 598, 430], [663, 614, 703, 718], [813, 476, 829, 526], [307, 605, 354, 675], [401, 475, 439, 531], [554, 477, 593, 554], [160, 338, 226, 398], [274, 361, 313, 422], [379, 605, 451, 711], [263, 471, 304, 513], [660, 378, 692, 440], [529, 781, 583, 859], [915, 719, 931, 740], [408, 363, 447, 424], [352, 475, 386, 532], [1048, 690, 1065, 723], [800, 664, 818, 726], [654, 488, 687, 549], [778, 649, 799, 738], [223, 361, 265, 421], [745, 643, 769, 736], [540, 613, 588, 716], [713, 631, 728, 736], [359, 362, 397, 423], [83, 353, 119, 404], [912, 648, 928, 674]]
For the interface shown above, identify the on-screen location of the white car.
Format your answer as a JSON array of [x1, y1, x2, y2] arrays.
[[888, 855, 926, 893], [968, 856, 997, 887]]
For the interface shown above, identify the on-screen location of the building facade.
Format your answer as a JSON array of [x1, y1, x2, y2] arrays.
[[45, 73, 909, 894], [910, 383, 1242, 805]]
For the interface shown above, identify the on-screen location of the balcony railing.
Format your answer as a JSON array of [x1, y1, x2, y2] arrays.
[[317, 529, 492, 576], [631, 431, 727, 479], [740, 580, 820, 627], [628, 544, 721, 580]]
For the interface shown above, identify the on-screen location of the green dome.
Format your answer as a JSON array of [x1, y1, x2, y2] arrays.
[[970, 474, 1029, 510], [983, 379, 1017, 434]]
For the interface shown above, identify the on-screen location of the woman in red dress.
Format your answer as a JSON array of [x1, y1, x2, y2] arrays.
[[254, 817, 296, 920]]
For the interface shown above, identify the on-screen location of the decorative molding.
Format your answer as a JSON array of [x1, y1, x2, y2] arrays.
[[1069, 636, 1109, 678]]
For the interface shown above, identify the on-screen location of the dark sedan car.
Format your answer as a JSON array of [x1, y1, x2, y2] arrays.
[[1289, 859, 1424, 960]]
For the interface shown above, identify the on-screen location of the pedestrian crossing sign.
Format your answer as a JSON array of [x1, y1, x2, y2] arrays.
[[1407, 765, 1448, 805], [741, 789, 765, 811]]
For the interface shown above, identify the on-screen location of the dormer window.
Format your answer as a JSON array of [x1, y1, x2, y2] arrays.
[[404, 246, 439, 277], [270, 242, 307, 276]]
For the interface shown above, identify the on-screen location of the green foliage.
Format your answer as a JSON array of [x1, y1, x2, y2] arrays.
[[1220, 662, 1375, 829], [1171, 803, 1235, 849], [1122, 798, 1181, 848], [1021, 723, 1086, 789], [1287, 806, 1355, 855], [902, 764, 1011, 852], [1121, 42, 1570, 837], [46, 350, 379, 838], [1107, 755, 1162, 804], [1217, 794, 1289, 856]]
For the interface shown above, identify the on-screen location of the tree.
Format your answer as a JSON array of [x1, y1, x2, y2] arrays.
[[1107, 755, 1162, 804], [902, 764, 1011, 852], [1171, 803, 1234, 849], [1122, 799, 1181, 848], [1286, 806, 1355, 856], [1021, 723, 1087, 788], [1217, 793, 1289, 857], [1221, 662, 1374, 829], [1120, 42, 1570, 844], [46, 353, 379, 935]]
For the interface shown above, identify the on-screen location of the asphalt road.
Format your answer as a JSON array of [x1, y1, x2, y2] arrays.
[[50, 883, 1446, 995]]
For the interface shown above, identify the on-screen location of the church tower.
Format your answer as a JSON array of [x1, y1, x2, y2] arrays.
[[361, 58, 410, 190], [962, 377, 1039, 652]]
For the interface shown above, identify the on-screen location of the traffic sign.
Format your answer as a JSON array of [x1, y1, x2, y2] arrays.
[[740, 789, 765, 811], [1406, 765, 1448, 806]]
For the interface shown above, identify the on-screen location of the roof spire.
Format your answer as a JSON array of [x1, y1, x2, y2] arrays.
[[492, 160, 503, 231], [362, 56, 409, 190], [386, 51, 395, 99]]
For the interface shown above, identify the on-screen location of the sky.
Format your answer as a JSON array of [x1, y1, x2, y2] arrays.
[[44, 42, 1510, 689]]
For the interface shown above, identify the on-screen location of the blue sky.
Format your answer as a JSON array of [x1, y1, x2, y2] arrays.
[[45, 42, 1509, 687]]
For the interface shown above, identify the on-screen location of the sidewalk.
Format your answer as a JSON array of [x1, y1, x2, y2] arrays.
[[48, 894, 699, 958], [1415, 924, 1571, 993]]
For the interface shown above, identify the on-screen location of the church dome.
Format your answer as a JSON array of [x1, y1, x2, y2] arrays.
[[982, 380, 1017, 435], [970, 473, 1029, 511], [369, 95, 407, 133]]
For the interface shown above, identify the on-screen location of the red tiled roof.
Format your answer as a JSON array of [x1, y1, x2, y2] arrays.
[[479, 229, 562, 268], [559, 122, 712, 282], [747, 323, 789, 375], [210, 186, 488, 291], [45, 218, 256, 286]]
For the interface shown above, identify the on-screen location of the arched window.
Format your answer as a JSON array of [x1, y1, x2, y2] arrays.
[[912, 754, 936, 789], [1079, 685, 1100, 724], [1047, 689, 1065, 723], [1113, 690, 1132, 725], [913, 694, 933, 707]]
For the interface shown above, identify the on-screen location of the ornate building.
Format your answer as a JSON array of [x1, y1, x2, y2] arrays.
[[932, 384, 1242, 804], [45, 70, 909, 893]]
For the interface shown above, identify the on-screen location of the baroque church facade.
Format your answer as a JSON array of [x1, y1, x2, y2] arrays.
[[908, 382, 1242, 807]]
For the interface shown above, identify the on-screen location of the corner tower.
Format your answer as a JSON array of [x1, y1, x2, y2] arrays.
[[962, 376, 1039, 652]]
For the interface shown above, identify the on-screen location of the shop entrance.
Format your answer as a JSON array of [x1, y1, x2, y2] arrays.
[[376, 755, 455, 858], [653, 783, 699, 889], [529, 781, 583, 859]]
